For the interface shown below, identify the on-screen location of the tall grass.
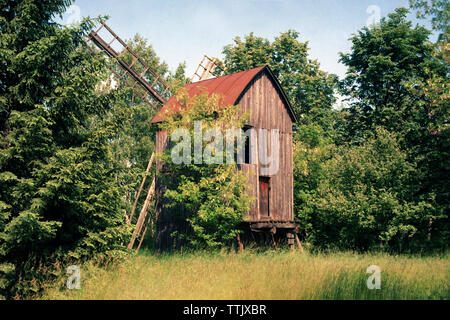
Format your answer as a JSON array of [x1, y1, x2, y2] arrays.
[[40, 250, 449, 300]]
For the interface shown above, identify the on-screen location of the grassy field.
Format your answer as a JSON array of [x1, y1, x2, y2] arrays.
[[40, 250, 449, 300]]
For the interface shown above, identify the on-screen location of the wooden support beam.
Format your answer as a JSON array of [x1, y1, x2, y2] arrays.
[[128, 177, 156, 250], [271, 232, 278, 250], [235, 234, 244, 253], [129, 153, 155, 223], [89, 31, 167, 105], [287, 232, 295, 251], [136, 214, 152, 252], [295, 233, 304, 253]]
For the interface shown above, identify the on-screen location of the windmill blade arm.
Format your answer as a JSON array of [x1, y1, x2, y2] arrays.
[[88, 31, 168, 105]]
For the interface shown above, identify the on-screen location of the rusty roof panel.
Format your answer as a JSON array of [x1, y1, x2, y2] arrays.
[[151, 65, 297, 124]]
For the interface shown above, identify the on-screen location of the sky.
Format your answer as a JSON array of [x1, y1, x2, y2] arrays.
[[60, 0, 428, 80]]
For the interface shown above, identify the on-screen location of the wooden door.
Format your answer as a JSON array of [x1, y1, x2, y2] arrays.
[[259, 177, 270, 217]]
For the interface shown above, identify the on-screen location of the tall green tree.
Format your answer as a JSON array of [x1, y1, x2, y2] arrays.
[[339, 8, 446, 140], [223, 30, 337, 131], [338, 7, 448, 249], [0, 0, 132, 298]]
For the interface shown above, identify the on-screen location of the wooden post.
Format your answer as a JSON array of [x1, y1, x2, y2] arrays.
[[129, 153, 155, 223], [270, 226, 278, 250], [236, 234, 244, 253], [136, 214, 151, 253], [271, 233, 278, 250], [295, 233, 304, 253], [128, 177, 156, 250], [287, 232, 295, 251]]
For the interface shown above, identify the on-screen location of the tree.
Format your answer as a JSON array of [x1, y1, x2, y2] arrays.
[[110, 33, 189, 172], [223, 30, 337, 131], [99, 34, 190, 247], [298, 128, 438, 251], [409, 0, 449, 41], [293, 123, 334, 242], [339, 8, 446, 140], [337, 7, 448, 250], [0, 1, 132, 298], [403, 65, 449, 249]]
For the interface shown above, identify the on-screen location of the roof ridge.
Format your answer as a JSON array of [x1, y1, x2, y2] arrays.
[[150, 65, 299, 124], [189, 65, 266, 86]]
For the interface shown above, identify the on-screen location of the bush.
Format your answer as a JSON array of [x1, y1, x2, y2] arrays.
[[295, 127, 443, 251], [157, 90, 254, 248]]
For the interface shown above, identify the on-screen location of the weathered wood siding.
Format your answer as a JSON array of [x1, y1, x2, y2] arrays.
[[237, 71, 294, 222], [155, 129, 190, 249], [155, 69, 295, 248]]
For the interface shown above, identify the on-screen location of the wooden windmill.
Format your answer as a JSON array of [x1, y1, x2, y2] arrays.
[[86, 23, 223, 252]]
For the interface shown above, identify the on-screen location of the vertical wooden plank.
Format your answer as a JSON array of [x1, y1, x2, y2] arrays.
[[252, 80, 258, 127], [260, 75, 264, 129], [281, 133, 285, 221], [259, 76, 263, 129], [290, 133, 294, 220], [255, 130, 260, 221], [285, 133, 289, 221], [269, 76, 273, 129], [272, 130, 283, 220], [228, 69, 295, 223], [286, 133, 289, 220], [260, 76, 264, 126]]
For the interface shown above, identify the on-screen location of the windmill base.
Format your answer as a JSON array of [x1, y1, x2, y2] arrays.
[[238, 220, 301, 251]]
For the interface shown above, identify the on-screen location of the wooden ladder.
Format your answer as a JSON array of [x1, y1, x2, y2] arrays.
[[85, 24, 172, 253], [127, 153, 156, 252]]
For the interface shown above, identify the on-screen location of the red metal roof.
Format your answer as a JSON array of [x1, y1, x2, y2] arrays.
[[151, 65, 296, 123]]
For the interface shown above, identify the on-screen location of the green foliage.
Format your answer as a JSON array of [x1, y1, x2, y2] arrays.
[[293, 123, 333, 239], [157, 91, 253, 249], [410, 0, 449, 40], [334, 7, 449, 250], [166, 61, 191, 94], [106, 33, 190, 177], [0, 1, 134, 298], [222, 30, 337, 130], [39, 251, 450, 300], [295, 128, 441, 251], [339, 8, 445, 140]]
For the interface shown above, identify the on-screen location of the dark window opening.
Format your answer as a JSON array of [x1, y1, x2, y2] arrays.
[[244, 135, 250, 164], [243, 125, 253, 164]]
